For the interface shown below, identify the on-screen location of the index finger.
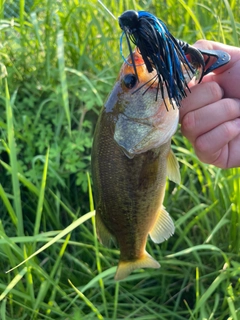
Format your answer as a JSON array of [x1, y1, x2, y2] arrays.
[[179, 81, 223, 122]]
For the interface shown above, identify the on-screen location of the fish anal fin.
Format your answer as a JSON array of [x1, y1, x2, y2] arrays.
[[114, 251, 160, 281], [167, 149, 181, 184], [96, 212, 116, 248], [149, 207, 175, 244]]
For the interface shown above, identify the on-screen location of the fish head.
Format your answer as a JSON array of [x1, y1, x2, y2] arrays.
[[105, 50, 179, 158]]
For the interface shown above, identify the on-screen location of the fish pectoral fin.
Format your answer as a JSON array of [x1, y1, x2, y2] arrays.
[[167, 149, 181, 184], [149, 207, 175, 244], [114, 251, 160, 281], [96, 212, 116, 248]]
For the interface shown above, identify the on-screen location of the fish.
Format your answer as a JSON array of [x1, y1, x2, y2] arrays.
[[91, 50, 181, 281]]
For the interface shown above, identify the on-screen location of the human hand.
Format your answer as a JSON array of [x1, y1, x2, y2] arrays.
[[180, 40, 240, 168]]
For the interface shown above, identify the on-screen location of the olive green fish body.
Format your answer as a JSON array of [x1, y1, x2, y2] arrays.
[[91, 51, 180, 280], [92, 108, 170, 251]]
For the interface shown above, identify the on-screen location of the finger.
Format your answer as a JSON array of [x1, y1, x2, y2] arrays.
[[179, 81, 223, 121], [200, 65, 240, 99], [181, 98, 240, 143], [194, 117, 240, 166], [226, 133, 240, 168]]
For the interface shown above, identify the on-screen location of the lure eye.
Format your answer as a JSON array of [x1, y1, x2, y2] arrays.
[[122, 74, 138, 89], [119, 10, 139, 31]]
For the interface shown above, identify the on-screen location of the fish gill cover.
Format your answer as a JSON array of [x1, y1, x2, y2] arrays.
[[118, 10, 231, 109]]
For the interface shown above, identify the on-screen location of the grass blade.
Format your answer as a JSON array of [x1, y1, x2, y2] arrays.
[[57, 30, 71, 135], [34, 148, 49, 237], [0, 183, 17, 227], [0, 267, 27, 302], [178, 0, 205, 38], [68, 280, 104, 320], [87, 172, 109, 318], [6, 211, 95, 273], [0, 298, 7, 320], [194, 272, 227, 315], [113, 281, 120, 320], [222, 0, 239, 46], [5, 77, 24, 237]]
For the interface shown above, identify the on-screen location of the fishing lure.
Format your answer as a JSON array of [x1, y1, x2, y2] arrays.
[[119, 10, 230, 108]]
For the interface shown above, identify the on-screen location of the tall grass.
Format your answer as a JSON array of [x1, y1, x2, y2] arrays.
[[0, 0, 239, 319]]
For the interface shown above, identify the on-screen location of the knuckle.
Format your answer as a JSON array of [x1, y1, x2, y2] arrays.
[[221, 122, 233, 138], [195, 136, 208, 154], [207, 82, 223, 101], [223, 98, 239, 118], [181, 112, 196, 134], [194, 39, 208, 48]]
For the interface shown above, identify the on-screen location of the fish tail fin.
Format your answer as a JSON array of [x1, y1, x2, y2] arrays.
[[114, 252, 160, 281]]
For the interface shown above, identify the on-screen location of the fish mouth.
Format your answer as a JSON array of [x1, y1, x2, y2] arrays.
[[120, 50, 160, 89]]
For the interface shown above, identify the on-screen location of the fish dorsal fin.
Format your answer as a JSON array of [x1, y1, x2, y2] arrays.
[[149, 207, 175, 244], [95, 211, 116, 248], [114, 251, 160, 281], [167, 149, 181, 184]]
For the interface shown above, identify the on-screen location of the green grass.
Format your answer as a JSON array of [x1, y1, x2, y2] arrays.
[[0, 0, 240, 319]]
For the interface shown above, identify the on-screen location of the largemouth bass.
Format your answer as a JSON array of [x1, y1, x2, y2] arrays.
[[91, 50, 181, 281]]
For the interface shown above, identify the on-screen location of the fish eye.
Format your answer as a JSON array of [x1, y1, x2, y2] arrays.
[[122, 74, 138, 89]]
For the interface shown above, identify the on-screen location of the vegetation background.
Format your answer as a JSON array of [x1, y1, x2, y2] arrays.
[[0, 0, 239, 319]]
